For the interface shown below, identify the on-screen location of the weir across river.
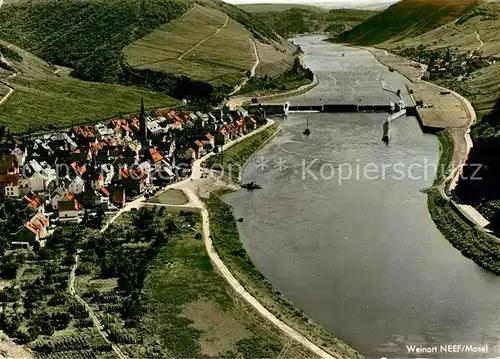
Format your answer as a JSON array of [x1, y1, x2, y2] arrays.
[[244, 101, 415, 116], [244, 100, 412, 142]]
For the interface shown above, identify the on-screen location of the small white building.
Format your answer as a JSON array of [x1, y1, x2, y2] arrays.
[[68, 177, 85, 194]]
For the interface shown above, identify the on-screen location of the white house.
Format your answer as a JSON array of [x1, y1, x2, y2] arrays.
[[101, 164, 115, 185], [14, 212, 50, 245], [4, 178, 30, 198], [50, 186, 67, 210], [68, 177, 85, 194], [58, 199, 81, 220], [11, 147, 27, 166], [27, 171, 49, 192]]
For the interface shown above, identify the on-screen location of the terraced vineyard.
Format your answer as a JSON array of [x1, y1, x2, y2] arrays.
[[335, 0, 479, 45], [0, 41, 179, 134], [73, 206, 313, 358], [385, 1, 500, 57], [125, 5, 255, 87]]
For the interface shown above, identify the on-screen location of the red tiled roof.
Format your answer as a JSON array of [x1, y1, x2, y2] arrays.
[[25, 222, 41, 235], [149, 148, 164, 163], [195, 140, 204, 148], [64, 192, 75, 201], [101, 187, 110, 197], [24, 193, 41, 208], [120, 168, 129, 179], [206, 133, 215, 141]]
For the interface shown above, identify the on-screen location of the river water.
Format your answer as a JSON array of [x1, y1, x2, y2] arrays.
[[224, 36, 500, 358]]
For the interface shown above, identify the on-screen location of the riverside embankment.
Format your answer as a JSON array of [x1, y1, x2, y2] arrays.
[[366, 46, 500, 274], [224, 36, 500, 358]]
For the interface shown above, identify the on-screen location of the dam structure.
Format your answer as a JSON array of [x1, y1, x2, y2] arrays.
[[244, 101, 414, 116], [245, 94, 410, 143]]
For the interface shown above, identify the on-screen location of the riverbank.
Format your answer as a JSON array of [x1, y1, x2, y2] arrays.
[[226, 72, 318, 109], [364, 45, 500, 275], [205, 192, 364, 359], [201, 122, 364, 359]]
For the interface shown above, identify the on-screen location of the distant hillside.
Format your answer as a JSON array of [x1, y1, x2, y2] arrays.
[[387, 1, 500, 57], [0, 0, 284, 97], [335, 0, 479, 45], [124, 4, 296, 90], [0, 40, 179, 133], [237, 5, 377, 37], [237, 3, 325, 13]]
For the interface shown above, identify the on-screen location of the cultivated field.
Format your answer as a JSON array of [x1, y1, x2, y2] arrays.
[[0, 74, 179, 133], [336, 0, 479, 45], [254, 39, 296, 77], [377, 1, 500, 113], [0, 41, 179, 133], [465, 62, 500, 115], [124, 6, 228, 66], [385, 2, 500, 57], [125, 5, 255, 87], [74, 207, 312, 358]]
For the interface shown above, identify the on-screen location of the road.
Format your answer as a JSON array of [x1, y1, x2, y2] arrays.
[[90, 120, 339, 358], [368, 45, 499, 240], [229, 38, 260, 96], [226, 71, 318, 109], [68, 250, 127, 359], [0, 51, 17, 105], [172, 188, 338, 359], [166, 121, 339, 359], [178, 14, 229, 60], [476, 31, 484, 51]]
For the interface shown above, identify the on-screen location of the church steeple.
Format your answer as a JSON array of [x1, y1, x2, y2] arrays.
[[139, 98, 147, 143]]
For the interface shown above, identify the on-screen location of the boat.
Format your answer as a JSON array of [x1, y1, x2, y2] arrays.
[[237, 218, 244, 222], [381, 119, 391, 143], [241, 181, 262, 190], [303, 117, 311, 136]]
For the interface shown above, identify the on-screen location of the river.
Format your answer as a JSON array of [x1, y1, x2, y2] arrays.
[[224, 36, 500, 358]]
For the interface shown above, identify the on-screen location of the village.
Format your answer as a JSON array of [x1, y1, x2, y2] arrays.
[[0, 102, 265, 249], [393, 44, 496, 82]]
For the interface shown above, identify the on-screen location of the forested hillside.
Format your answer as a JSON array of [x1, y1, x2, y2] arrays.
[[238, 4, 377, 37]]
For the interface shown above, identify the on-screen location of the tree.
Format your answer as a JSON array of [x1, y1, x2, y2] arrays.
[[0, 255, 20, 279]]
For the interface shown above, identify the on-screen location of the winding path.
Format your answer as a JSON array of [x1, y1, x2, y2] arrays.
[[229, 38, 260, 96], [476, 31, 484, 52], [0, 50, 18, 105], [90, 120, 339, 359], [178, 14, 229, 60]]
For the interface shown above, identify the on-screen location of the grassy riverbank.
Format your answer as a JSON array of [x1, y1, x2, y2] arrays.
[[428, 130, 500, 275], [205, 192, 364, 359], [202, 122, 363, 358], [428, 189, 500, 275], [203, 123, 279, 183]]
